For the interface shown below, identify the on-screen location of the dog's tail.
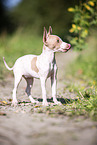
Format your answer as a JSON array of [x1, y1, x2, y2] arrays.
[[3, 57, 13, 71]]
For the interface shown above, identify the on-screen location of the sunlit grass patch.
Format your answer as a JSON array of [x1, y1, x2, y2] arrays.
[[29, 83, 97, 121]]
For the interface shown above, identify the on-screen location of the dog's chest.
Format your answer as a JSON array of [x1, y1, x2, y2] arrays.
[[37, 56, 55, 78], [49, 61, 54, 71], [47, 62, 54, 77]]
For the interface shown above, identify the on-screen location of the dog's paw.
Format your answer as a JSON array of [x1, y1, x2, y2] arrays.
[[11, 100, 18, 107], [54, 101, 62, 106], [42, 101, 49, 106], [29, 96, 39, 104]]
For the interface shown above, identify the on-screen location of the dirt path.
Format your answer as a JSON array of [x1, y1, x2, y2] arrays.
[[0, 50, 97, 145]]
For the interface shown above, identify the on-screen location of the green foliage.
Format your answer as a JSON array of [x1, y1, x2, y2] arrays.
[[0, 30, 43, 78], [68, 0, 97, 50], [68, 30, 97, 83], [62, 31, 97, 120]]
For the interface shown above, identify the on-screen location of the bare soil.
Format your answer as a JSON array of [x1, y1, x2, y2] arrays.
[[0, 50, 97, 145]]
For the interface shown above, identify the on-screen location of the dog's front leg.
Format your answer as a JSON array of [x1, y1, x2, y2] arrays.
[[51, 66, 62, 105], [40, 77, 48, 106]]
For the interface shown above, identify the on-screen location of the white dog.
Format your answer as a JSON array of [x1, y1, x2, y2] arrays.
[[3, 26, 71, 106]]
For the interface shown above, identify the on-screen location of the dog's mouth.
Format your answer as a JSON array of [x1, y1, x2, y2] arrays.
[[55, 44, 71, 53], [63, 44, 71, 52]]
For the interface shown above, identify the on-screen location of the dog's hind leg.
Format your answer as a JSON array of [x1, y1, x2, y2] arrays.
[[24, 77, 39, 104], [12, 74, 22, 106]]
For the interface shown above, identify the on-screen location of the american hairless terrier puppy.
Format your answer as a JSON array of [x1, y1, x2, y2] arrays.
[[3, 26, 71, 106]]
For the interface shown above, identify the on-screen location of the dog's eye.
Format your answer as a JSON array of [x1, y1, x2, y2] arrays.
[[57, 39, 59, 43]]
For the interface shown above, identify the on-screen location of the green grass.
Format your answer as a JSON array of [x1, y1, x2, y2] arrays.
[[63, 30, 97, 121], [0, 30, 43, 79], [29, 81, 97, 121], [30, 81, 97, 121], [63, 82, 97, 120]]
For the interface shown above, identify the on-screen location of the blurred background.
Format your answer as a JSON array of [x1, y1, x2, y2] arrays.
[[0, 0, 79, 37], [0, 0, 78, 76], [0, 0, 97, 84]]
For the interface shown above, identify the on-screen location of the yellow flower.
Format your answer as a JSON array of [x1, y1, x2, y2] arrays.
[[88, 1, 94, 6], [72, 24, 76, 29], [68, 7, 75, 12], [85, 29, 88, 34], [2, 101, 7, 104], [69, 28, 74, 33], [35, 105, 39, 108], [77, 26, 81, 30], [84, 4, 91, 10]]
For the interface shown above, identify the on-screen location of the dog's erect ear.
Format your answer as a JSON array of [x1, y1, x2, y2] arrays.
[[48, 26, 52, 35], [43, 27, 47, 43]]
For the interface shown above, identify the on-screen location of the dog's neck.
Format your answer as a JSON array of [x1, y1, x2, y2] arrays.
[[40, 45, 55, 63]]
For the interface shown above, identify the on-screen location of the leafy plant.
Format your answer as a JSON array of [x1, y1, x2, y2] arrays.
[[63, 31, 97, 120], [68, 0, 97, 50]]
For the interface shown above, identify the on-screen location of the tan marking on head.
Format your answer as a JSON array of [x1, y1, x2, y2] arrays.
[[31, 57, 39, 73], [46, 35, 62, 50]]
